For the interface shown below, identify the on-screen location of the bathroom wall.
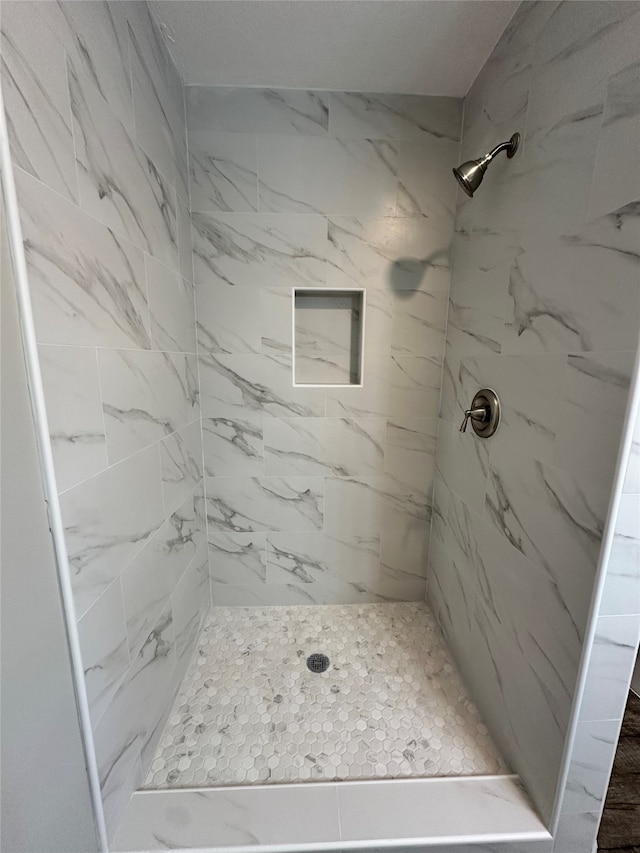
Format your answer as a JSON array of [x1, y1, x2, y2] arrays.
[[1, 1, 208, 838], [188, 87, 463, 605], [429, 0, 640, 828]]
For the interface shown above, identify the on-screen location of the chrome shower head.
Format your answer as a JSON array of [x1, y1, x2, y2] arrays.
[[453, 132, 520, 198]]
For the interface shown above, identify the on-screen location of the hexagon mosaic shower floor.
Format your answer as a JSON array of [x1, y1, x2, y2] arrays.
[[145, 602, 508, 788]]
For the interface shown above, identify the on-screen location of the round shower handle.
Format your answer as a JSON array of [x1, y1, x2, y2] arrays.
[[459, 389, 501, 438]]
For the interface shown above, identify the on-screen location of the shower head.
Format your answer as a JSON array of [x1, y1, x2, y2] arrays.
[[453, 132, 520, 198]]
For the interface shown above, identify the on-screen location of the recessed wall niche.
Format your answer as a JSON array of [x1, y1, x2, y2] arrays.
[[293, 288, 365, 387]]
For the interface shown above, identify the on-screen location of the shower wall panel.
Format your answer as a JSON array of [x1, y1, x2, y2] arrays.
[[430, 0, 640, 828], [189, 88, 463, 605], [2, 1, 208, 839]]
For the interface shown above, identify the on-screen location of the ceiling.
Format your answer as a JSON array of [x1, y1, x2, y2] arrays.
[[150, 1, 519, 96]]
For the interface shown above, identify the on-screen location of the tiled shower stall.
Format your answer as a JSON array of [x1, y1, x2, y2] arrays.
[[1, 1, 639, 851]]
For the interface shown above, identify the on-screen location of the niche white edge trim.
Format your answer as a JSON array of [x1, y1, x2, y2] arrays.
[[0, 92, 109, 852], [291, 287, 366, 388]]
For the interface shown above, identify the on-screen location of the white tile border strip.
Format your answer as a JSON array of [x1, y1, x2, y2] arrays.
[[113, 774, 551, 852]]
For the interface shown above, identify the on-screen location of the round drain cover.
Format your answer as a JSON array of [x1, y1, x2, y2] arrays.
[[306, 653, 330, 673]]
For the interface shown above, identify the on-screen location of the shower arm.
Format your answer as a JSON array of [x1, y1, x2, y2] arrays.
[[477, 139, 517, 171]]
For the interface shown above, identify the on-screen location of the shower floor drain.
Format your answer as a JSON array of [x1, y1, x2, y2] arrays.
[[306, 653, 330, 673]]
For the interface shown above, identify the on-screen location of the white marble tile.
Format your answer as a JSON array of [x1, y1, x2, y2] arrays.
[[337, 777, 546, 843], [210, 582, 322, 607], [206, 475, 324, 534], [98, 349, 199, 464], [196, 282, 265, 355], [187, 87, 329, 136], [189, 131, 258, 213], [114, 784, 340, 850], [329, 93, 462, 141], [324, 475, 430, 539], [385, 417, 437, 494], [104, 750, 142, 845], [38, 344, 108, 493], [209, 532, 267, 585], [146, 255, 196, 354], [257, 136, 398, 217], [590, 62, 640, 221], [397, 136, 460, 221], [562, 719, 620, 814], [128, 15, 187, 204], [171, 546, 210, 662], [503, 203, 640, 355], [380, 526, 429, 583], [15, 168, 151, 350], [192, 212, 327, 289], [35, 0, 133, 134], [93, 605, 177, 839], [579, 615, 640, 721], [77, 578, 130, 730], [388, 355, 443, 420], [391, 287, 448, 358], [199, 352, 325, 424], [485, 448, 609, 641], [265, 531, 380, 586], [121, 485, 206, 658], [60, 444, 164, 618], [326, 215, 452, 294], [555, 351, 635, 488], [1, 2, 77, 201], [552, 811, 600, 853], [435, 420, 489, 517], [202, 416, 263, 478], [69, 61, 179, 272], [325, 357, 389, 418], [623, 417, 640, 494], [176, 195, 193, 284], [160, 420, 203, 515], [264, 417, 385, 477]]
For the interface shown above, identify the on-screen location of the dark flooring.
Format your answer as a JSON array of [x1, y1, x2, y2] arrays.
[[598, 691, 640, 852]]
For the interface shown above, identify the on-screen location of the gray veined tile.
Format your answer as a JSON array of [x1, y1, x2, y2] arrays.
[[199, 352, 325, 424], [502, 203, 640, 355], [209, 532, 267, 585], [397, 136, 460, 221], [601, 494, 640, 616], [60, 444, 164, 619], [1, 3, 77, 201], [563, 720, 621, 814], [77, 578, 130, 730], [554, 351, 635, 489], [189, 131, 258, 212], [172, 546, 210, 662], [385, 418, 437, 493], [435, 419, 489, 517], [34, 0, 133, 135], [388, 355, 443, 420], [205, 475, 324, 534], [589, 62, 640, 221], [329, 92, 462, 141], [176, 196, 193, 284], [160, 420, 203, 516], [390, 288, 448, 358], [98, 350, 199, 465], [121, 484, 206, 659], [187, 87, 329, 136], [552, 810, 600, 853], [192, 211, 327, 289], [210, 582, 322, 607], [69, 62, 179, 273], [38, 344, 108, 493], [623, 412, 640, 495], [15, 168, 151, 350], [265, 531, 380, 586], [146, 255, 196, 354], [257, 136, 398, 217], [128, 18, 188, 204], [196, 281, 264, 355], [93, 605, 177, 835], [326, 215, 452, 292], [202, 416, 264, 478]]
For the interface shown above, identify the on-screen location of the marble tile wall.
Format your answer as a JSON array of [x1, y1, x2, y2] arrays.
[[2, 0, 208, 840], [189, 87, 463, 605], [429, 0, 640, 840]]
